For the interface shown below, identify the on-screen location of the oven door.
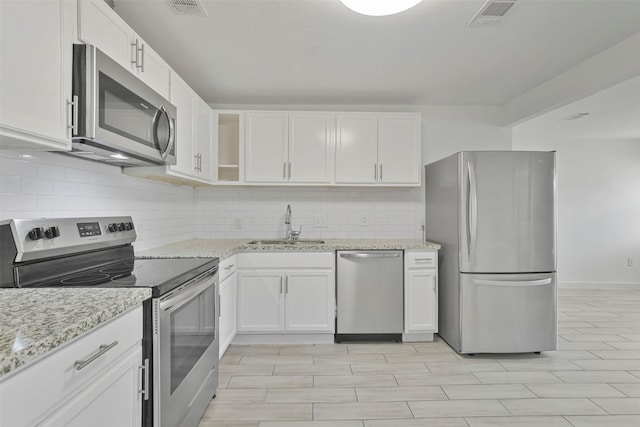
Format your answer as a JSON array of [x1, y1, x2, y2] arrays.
[[154, 269, 219, 427]]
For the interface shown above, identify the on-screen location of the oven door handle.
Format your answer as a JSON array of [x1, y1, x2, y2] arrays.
[[160, 270, 216, 313]]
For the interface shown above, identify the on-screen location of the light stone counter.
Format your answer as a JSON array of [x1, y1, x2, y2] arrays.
[[139, 238, 441, 260], [0, 288, 151, 378]]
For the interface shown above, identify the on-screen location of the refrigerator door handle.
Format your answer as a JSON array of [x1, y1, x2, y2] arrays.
[[467, 162, 478, 262], [472, 278, 552, 287]]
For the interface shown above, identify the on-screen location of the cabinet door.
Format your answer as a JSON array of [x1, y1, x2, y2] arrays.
[[39, 346, 142, 427], [285, 271, 334, 332], [219, 271, 237, 357], [78, 0, 133, 70], [0, 0, 73, 150], [288, 113, 332, 183], [245, 112, 288, 182], [377, 114, 421, 185], [169, 72, 196, 176], [405, 269, 437, 332], [135, 40, 171, 99], [335, 114, 378, 184], [237, 270, 284, 331], [194, 96, 214, 182]]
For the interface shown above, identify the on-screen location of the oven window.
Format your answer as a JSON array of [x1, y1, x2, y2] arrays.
[[98, 72, 156, 147], [170, 284, 216, 393]]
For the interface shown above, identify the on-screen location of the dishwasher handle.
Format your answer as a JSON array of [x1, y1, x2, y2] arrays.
[[339, 252, 401, 259]]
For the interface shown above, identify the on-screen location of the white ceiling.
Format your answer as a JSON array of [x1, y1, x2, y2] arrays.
[[114, 0, 640, 107]]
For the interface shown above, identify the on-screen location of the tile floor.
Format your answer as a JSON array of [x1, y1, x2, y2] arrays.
[[199, 287, 640, 427]]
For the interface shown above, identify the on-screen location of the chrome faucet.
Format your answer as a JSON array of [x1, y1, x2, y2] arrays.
[[284, 204, 301, 240]]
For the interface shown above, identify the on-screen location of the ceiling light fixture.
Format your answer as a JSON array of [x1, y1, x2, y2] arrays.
[[340, 0, 423, 16]]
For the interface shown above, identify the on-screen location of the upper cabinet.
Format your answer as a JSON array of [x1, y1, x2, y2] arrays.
[[216, 112, 243, 183], [0, 0, 75, 150], [245, 112, 333, 184], [336, 113, 421, 186], [77, 0, 170, 99]]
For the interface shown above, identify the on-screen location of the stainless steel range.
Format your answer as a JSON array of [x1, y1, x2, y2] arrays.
[[0, 216, 219, 427]]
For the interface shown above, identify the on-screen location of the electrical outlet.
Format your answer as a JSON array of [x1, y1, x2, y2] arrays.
[[628, 257, 635, 267], [315, 213, 327, 228], [360, 216, 369, 226], [233, 217, 243, 230]]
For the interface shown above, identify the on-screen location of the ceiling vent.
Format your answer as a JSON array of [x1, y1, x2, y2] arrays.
[[168, 0, 207, 16], [468, 0, 518, 27]]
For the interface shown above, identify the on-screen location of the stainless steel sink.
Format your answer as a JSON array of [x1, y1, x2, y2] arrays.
[[247, 239, 325, 245]]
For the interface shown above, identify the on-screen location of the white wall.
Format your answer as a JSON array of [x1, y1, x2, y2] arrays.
[[0, 150, 195, 251], [512, 133, 640, 286]]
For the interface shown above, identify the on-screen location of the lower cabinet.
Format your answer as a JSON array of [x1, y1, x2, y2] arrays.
[[219, 255, 238, 357], [237, 252, 335, 334], [0, 306, 144, 427], [404, 251, 438, 340]]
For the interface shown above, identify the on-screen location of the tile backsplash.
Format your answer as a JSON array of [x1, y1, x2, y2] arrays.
[[194, 186, 423, 240], [1, 150, 425, 251], [0, 150, 195, 251]]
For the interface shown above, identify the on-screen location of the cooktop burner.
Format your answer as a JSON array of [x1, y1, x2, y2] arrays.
[[33, 257, 217, 297]]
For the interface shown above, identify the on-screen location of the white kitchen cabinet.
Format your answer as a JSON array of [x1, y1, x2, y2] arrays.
[[219, 255, 238, 357], [78, 0, 170, 98], [404, 251, 438, 341], [335, 112, 421, 186], [0, 0, 75, 150], [237, 252, 335, 334], [0, 306, 144, 427], [216, 111, 244, 183], [244, 112, 332, 184]]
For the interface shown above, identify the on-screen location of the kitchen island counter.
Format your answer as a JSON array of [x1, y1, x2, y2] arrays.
[[139, 238, 441, 259], [0, 288, 151, 378]]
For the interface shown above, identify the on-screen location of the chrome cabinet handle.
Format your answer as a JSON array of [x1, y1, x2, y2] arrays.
[[283, 162, 286, 179], [139, 42, 145, 72], [379, 164, 383, 181], [224, 264, 235, 270], [74, 341, 118, 370], [131, 39, 140, 69], [139, 358, 149, 400], [280, 277, 283, 294], [285, 276, 289, 294], [288, 162, 291, 180], [374, 164, 377, 181], [414, 258, 432, 262], [67, 95, 78, 134]]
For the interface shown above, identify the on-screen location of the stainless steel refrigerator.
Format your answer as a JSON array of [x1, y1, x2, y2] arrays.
[[425, 151, 557, 354]]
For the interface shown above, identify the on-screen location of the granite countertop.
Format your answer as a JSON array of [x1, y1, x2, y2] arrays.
[[139, 238, 441, 260], [0, 288, 151, 379]]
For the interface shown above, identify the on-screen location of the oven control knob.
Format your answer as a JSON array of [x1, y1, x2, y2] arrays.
[[28, 227, 45, 240], [107, 223, 118, 232], [124, 222, 133, 231], [44, 226, 60, 239], [117, 223, 125, 231], [128, 222, 135, 230]]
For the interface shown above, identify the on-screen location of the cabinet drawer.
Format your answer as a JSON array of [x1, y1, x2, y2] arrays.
[[0, 306, 143, 427], [405, 251, 437, 268], [238, 252, 334, 269], [219, 254, 237, 282]]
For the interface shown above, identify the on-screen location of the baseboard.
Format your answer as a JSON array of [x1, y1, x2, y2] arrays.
[[559, 281, 640, 289], [232, 333, 335, 345]]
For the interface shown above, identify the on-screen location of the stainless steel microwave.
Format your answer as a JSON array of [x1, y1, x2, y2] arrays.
[[70, 44, 176, 167]]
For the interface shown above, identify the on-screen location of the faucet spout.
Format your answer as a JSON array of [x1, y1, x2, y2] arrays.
[[285, 204, 292, 239]]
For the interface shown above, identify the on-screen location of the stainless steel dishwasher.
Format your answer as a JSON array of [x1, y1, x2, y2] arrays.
[[336, 250, 404, 341]]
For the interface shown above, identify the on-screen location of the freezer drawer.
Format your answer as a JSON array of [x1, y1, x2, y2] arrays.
[[336, 251, 403, 334], [460, 272, 557, 353]]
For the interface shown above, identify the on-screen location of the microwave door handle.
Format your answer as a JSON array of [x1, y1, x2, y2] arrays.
[[153, 106, 175, 160]]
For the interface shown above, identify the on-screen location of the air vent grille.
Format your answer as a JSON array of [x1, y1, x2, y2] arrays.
[[468, 0, 517, 26], [168, 0, 207, 16]]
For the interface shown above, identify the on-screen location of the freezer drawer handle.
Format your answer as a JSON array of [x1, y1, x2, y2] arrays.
[[472, 278, 552, 287], [339, 253, 400, 259]]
